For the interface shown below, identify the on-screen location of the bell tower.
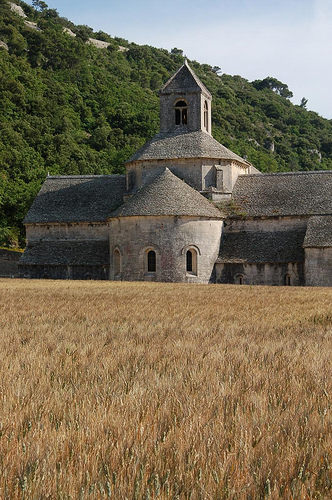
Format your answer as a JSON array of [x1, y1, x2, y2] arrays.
[[159, 60, 212, 135]]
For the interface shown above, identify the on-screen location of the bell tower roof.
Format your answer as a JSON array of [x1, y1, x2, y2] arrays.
[[160, 60, 212, 99]]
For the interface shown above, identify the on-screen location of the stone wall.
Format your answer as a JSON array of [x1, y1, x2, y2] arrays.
[[127, 158, 248, 193], [305, 247, 332, 286], [216, 216, 307, 286], [216, 262, 304, 286], [109, 215, 223, 283], [159, 93, 211, 134], [19, 265, 109, 280], [225, 216, 308, 233]]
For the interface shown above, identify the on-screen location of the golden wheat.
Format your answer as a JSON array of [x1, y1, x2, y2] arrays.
[[1, 279, 332, 499]]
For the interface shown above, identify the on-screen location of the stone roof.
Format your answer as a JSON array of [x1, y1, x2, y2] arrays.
[[24, 175, 126, 224], [126, 129, 250, 165], [160, 60, 212, 98], [233, 171, 332, 218], [19, 241, 109, 266], [111, 168, 221, 218], [304, 216, 332, 247], [218, 229, 306, 263]]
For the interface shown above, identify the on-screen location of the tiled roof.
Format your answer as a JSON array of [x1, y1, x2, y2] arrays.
[[160, 60, 212, 98], [20, 240, 109, 266], [218, 229, 306, 263], [304, 216, 332, 247], [233, 171, 332, 217], [111, 168, 221, 218], [24, 175, 126, 224], [126, 129, 250, 164]]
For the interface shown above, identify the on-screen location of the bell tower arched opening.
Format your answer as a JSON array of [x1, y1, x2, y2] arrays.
[[174, 100, 188, 126], [204, 100, 209, 132]]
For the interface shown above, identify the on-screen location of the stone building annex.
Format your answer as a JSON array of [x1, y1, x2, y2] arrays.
[[19, 61, 332, 286]]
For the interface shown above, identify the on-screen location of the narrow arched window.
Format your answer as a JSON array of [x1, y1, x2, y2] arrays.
[[175, 100, 188, 126], [114, 249, 121, 277], [234, 274, 244, 285], [284, 274, 291, 286], [204, 100, 208, 131], [186, 248, 197, 275], [147, 250, 156, 273]]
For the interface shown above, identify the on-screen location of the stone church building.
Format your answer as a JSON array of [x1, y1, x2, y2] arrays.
[[19, 61, 332, 286]]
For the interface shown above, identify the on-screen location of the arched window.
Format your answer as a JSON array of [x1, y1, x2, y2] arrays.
[[284, 274, 291, 286], [147, 250, 156, 273], [175, 100, 188, 126], [114, 249, 121, 277], [186, 248, 197, 275], [204, 100, 209, 131], [234, 274, 244, 285]]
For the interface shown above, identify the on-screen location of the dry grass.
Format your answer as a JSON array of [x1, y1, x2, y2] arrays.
[[1, 280, 332, 499]]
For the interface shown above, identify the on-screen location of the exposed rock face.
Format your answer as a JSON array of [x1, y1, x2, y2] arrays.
[[24, 20, 41, 31], [87, 38, 110, 49], [9, 2, 27, 18], [0, 41, 9, 51], [309, 149, 322, 162], [63, 27, 76, 37]]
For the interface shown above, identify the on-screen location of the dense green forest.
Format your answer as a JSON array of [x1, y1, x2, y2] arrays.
[[1, 0, 332, 247]]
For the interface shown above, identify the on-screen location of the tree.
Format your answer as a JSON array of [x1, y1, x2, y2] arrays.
[[300, 97, 308, 109], [212, 66, 222, 75], [32, 0, 48, 11], [171, 47, 183, 56], [252, 77, 293, 99]]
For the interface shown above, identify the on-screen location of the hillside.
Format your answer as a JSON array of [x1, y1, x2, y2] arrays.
[[1, 0, 332, 246]]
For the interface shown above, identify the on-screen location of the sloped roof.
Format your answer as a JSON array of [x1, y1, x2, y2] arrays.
[[160, 60, 212, 98], [126, 129, 250, 165], [111, 168, 221, 218], [218, 230, 306, 263], [304, 216, 332, 247], [24, 175, 126, 224], [233, 171, 332, 217], [20, 241, 109, 266]]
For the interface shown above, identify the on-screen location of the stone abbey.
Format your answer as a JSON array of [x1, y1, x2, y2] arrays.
[[19, 61, 332, 286]]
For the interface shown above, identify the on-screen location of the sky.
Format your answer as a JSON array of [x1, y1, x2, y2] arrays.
[[24, 0, 332, 119]]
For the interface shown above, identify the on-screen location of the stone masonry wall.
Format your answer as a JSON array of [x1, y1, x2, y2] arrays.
[[225, 217, 308, 233], [159, 93, 210, 134], [109, 215, 223, 283], [19, 265, 109, 280], [305, 247, 332, 286], [216, 262, 304, 286], [127, 158, 247, 193]]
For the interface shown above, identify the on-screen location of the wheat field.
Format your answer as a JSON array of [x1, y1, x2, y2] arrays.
[[1, 279, 332, 499]]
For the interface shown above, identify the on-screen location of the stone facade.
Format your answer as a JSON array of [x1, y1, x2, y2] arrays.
[[19, 61, 332, 286], [304, 248, 332, 287], [109, 216, 222, 283]]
